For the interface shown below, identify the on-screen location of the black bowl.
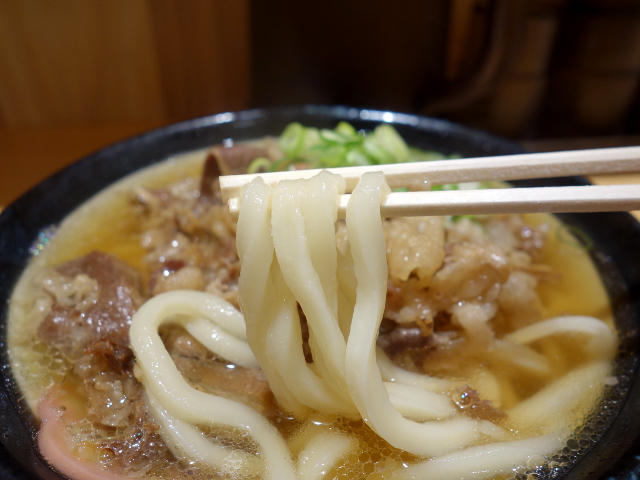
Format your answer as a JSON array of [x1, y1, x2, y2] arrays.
[[0, 105, 639, 480]]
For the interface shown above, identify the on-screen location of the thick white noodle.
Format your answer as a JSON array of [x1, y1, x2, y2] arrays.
[[238, 176, 356, 416], [503, 315, 617, 360], [129, 290, 256, 367], [183, 314, 258, 369], [265, 262, 355, 413], [129, 290, 297, 480], [146, 391, 259, 477], [343, 172, 479, 457], [271, 174, 356, 413], [119, 166, 619, 479], [296, 432, 358, 480], [237, 172, 481, 457], [403, 435, 563, 479], [508, 361, 612, 434], [489, 339, 551, 376], [376, 346, 453, 392], [335, 249, 357, 339], [384, 382, 457, 421], [477, 420, 509, 441], [499, 316, 616, 435], [237, 170, 616, 476], [237, 179, 309, 417]]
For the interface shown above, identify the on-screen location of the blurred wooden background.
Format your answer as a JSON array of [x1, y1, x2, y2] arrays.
[[2, 0, 640, 204], [0, 0, 250, 127], [0, 0, 249, 203]]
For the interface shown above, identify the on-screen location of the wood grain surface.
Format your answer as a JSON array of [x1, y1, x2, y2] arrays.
[[0, 123, 163, 205], [0, 0, 250, 127]]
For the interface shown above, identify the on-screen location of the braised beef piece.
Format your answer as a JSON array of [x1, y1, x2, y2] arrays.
[[200, 150, 222, 200], [37, 252, 173, 472], [148, 259, 186, 295], [209, 144, 270, 176], [200, 145, 270, 199], [377, 318, 434, 357], [70, 338, 171, 473], [162, 326, 275, 417], [38, 251, 143, 358], [453, 385, 506, 421], [82, 338, 134, 372]]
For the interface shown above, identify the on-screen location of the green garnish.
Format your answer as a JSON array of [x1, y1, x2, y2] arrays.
[[261, 121, 459, 172], [431, 184, 459, 192], [247, 157, 272, 174], [269, 156, 305, 172], [451, 215, 478, 223], [279, 122, 307, 157], [334, 121, 358, 137]]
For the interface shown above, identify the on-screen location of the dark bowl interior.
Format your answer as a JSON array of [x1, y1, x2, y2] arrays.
[[0, 105, 639, 479]]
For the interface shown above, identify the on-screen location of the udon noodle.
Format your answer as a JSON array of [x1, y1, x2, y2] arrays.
[[129, 170, 615, 479], [7, 136, 619, 480]]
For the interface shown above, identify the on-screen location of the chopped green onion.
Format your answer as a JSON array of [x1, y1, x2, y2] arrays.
[[318, 129, 346, 145], [345, 149, 370, 166], [279, 122, 306, 157], [273, 121, 458, 171], [270, 156, 305, 172], [317, 145, 348, 167], [301, 127, 321, 150], [408, 148, 449, 162], [362, 138, 395, 164], [431, 184, 459, 191], [247, 157, 272, 174], [335, 121, 358, 137], [371, 124, 410, 162], [451, 214, 479, 223]]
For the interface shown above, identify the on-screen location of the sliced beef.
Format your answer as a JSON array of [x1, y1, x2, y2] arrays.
[[453, 385, 506, 421], [377, 323, 433, 357], [208, 144, 270, 176], [37, 251, 144, 358], [200, 149, 223, 200], [200, 145, 270, 199], [162, 326, 274, 416]]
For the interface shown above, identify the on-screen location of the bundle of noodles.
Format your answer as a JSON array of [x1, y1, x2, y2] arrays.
[[128, 170, 617, 480]]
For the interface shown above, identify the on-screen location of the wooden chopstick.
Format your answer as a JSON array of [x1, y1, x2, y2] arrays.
[[219, 145, 640, 203], [220, 145, 640, 219], [227, 184, 640, 219]]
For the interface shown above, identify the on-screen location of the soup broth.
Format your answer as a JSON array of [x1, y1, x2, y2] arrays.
[[8, 144, 618, 480]]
